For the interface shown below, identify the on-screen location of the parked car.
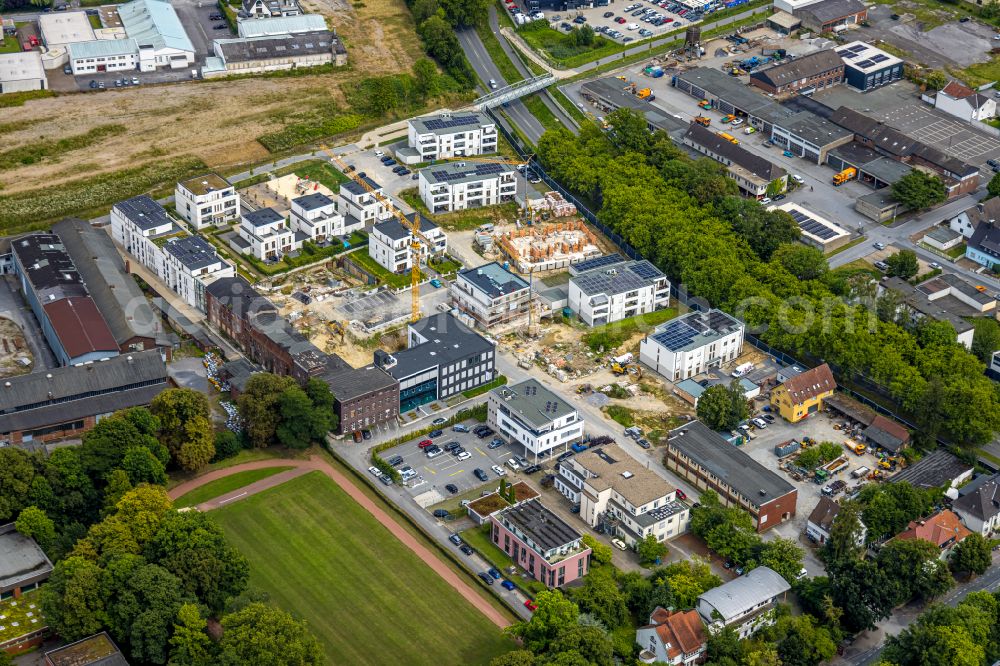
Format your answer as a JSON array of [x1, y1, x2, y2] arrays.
[[445, 483, 459, 494], [675, 488, 687, 500], [522, 464, 541, 474], [874, 260, 889, 272], [449, 533, 462, 546], [418, 439, 434, 449], [89, 80, 98, 88], [388, 455, 404, 467], [524, 599, 538, 611], [474, 468, 489, 482], [460, 544, 474, 555], [773, 193, 786, 201], [488, 438, 504, 449], [929, 262, 941, 269], [762, 414, 775, 423], [426, 447, 443, 458], [453, 424, 469, 433], [752, 417, 768, 429], [379, 474, 393, 486], [367, 466, 382, 477], [506, 458, 521, 471], [501, 580, 516, 591], [637, 438, 651, 449], [478, 572, 494, 585], [433, 509, 450, 518], [361, 429, 372, 440], [429, 429, 443, 438], [603, 11, 614, 17], [760, 197, 772, 206], [873, 241, 886, 250], [476, 427, 495, 439], [611, 538, 628, 551], [491, 464, 506, 477], [457, 451, 472, 461], [430, 278, 442, 288], [791, 174, 805, 184], [444, 442, 461, 452]]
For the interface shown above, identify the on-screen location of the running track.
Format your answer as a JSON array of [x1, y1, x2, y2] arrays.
[[168, 456, 512, 629]]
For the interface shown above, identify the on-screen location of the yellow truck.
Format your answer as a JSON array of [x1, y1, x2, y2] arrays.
[[845, 439, 866, 455], [833, 167, 857, 186], [694, 116, 711, 127], [716, 132, 739, 145], [636, 88, 653, 99]]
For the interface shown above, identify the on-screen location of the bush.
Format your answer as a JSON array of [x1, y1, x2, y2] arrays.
[[213, 431, 242, 462]]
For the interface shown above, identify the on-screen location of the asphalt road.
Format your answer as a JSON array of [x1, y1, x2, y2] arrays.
[[456, 25, 546, 144]]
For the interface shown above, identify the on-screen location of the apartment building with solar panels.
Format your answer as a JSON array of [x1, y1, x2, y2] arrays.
[[639, 309, 745, 382], [418, 161, 517, 213], [835, 41, 902, 92], [768, 202, 852, 253], [567, 257, 670, 326], [402, 112, 498, 164], [488, 379, 584, 460]]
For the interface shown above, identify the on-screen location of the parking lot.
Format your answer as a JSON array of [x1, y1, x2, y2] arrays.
[[380, 420, 540, 506], [543, 0, 704, 44], [340, 149, 423, 197]]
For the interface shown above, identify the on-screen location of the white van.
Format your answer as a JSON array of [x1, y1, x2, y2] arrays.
[[627, 23, 640, 30]]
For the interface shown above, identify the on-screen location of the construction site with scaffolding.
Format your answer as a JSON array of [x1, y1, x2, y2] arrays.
[[495, 219, 603, 273]]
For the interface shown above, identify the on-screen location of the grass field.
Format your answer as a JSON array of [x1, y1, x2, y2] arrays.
[[211, 472, 513, 665], [175, 467, 292, 506], [582, 307, 678, 352]]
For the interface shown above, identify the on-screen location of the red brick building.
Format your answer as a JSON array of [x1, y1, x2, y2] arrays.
[[665, 421, 797, 532], [749, 49, 844, 95]]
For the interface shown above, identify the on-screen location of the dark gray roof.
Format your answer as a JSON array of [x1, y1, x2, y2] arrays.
[[891, 449, 973, 490], [11, 233, 87, 298], [497, 498, 582, 552], [243, 207, 284, 228], [952, 478, 1000, 522], [782, 110, 852, 147], [458, 262, 529, 298], [683, 123, 787, 181], [0, 350, 168, 434], [569, 254, 625, 275], [667, 420, 796, 506], [322, 364, 397, 403], [879, 276, 975, 334], [676, 68, 775, 116], [571, 259, 664, 297], [162, 235, 223, 270], [374, 214, 438, 242], [807, 496, 841, 532], [292, 192, 334, 211], [205, 276, 277, 318], [342, 175, 381, 196], [113, 195, 174, 231], [861, 156, 912, 184], [0, 522, 53, 592], [491, 379, 575, 430], [387, 313, 494, 380], [221, 358, 257, 394], [969, 221, 1000, 261], [795, 0, 866, 23], [751, 50, 844, 89], [216, 31, 338, 63], [52, 218, 164, 346], [421, 161, 515, 186]]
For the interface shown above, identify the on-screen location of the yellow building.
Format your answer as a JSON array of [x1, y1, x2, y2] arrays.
[[771, 363, 836, 423]]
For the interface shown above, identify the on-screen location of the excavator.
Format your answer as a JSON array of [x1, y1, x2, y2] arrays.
[[611, 362, 642, 379]]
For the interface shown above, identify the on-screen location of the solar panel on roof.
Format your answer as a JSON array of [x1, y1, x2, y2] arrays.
[[849, 44, 867, 53], [652, 320, 700, 351], [629, 262, 662, 280], [841, 52, 858, 59], [854, 59, 874, 68], [423, 115, 481, 131], [870, 54, 889, 63]]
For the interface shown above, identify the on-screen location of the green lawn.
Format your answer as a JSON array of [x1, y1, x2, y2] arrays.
[[347, 248, 414, 288], [211, 472, 513, 665], [175, 467, 292, 507], [0, 37, 21, 54], [399, 187, 519, 231], [582, 307, 678, 352], [292, 159, 350, 191], [522, 94, 563, 133], [476, 23, 523, 85]]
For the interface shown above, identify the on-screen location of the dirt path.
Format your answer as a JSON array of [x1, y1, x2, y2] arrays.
[[168, 456, 512, 629]]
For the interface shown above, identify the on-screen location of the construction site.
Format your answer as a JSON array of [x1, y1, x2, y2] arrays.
[[240, 173, 336, 217], [0, 317, 34, 378], [495, 219, 604, 274]]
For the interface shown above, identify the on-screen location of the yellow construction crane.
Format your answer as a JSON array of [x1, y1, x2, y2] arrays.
[[321, 146, 433, 322]]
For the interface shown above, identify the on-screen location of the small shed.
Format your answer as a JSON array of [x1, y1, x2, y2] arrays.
[[862, 414, 910, 453]]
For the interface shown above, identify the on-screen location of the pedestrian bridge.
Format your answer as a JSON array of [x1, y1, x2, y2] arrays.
[[474, 74, 556, 110]]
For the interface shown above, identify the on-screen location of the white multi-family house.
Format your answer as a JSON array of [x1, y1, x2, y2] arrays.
[[639, 309, 745, 382], [110, 195, 233, 312], [242, 0, 300, 18], [338, 176, 391, 228], [952, 475, 1000, 537], [450, 262, 531, 331], [568, 258, 670, 327], [160, 236, 235, 311], [697, 567, 790, 639], [368, 214, 447, 273], [419, 162, 517, 214], [174, 174, 240, 230], [289, 193, 350, 244], [111, 195, 183, 275], [404, 112, 498, 163], [556, 444, 689, 546], [238, 207, 300, 261], [487, 379, 584, 460]]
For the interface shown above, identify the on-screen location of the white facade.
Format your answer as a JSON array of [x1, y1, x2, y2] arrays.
[[406, 112, 498, 161], [368, 216, 447, 273], [696, 567, 790, 639], [952, 479, 1000, 537], [567, 260, 670, 327], [174, 174, 240, 230], [555, 445, 689, 547], [242, 0, 301, 18], [68, 39, 140, 75], [0, 52, 48, 94], [160, 237, 235, 311], [118, 0, 195, 72], [419, 163, 517, 214], [239, 208, 299, 260], [487, 380, 584, 459], [289, 193, 350, 243], [639, 309, 745, 382], [110, 196, 176, 276], [339, 179, 390, 228], [936, 81, 997, 123], [450, 262, 531, 330]]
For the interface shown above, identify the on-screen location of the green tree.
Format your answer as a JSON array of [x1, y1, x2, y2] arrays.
[[412, 57, 440, 98], [885, 250, 919, 280], [237, 373, 297, 448], [177, 416, 216, 472], [971, 317, 1000, 364], [40, 556, 107, 641], [438, 0, 489, 26], [755, 537, 804, 584], [606, 108, 654, 155], [581, 534, 612, 566], [696, 381, 749, 431], [121, 447, 168, 486], [772, 244, 828, 281], [511, 589, 580, 653], [548, 625, 613, 666], [15, 505, 56, 554], [950, 532, 991, 576], [572, 567, 629, 629], [988, 171, 1000, 198], [168, 603, 216, 666], [218, 603, 324, 666], [418, 14, 473, 85], [714, 196, 800, 260], [891, 170, 946, 210], [150, 389, 210, 460], [821, 500, 864, 565], [0, 447, 36, 521], [828, 558, 896, 631], [212, 430, 242, 462], [105, 561, 187, 664], [276, 385, 331, 449], [636, 534, 668, 566], [490, 652, 536, 666], [80, 412, 163, 481], [877, 538, 952, 603]]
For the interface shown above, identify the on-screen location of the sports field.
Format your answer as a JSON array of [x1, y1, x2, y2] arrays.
[[211, 471, 513, 665]]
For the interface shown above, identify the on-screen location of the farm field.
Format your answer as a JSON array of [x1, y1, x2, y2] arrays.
[[211, 471, 513, 665]]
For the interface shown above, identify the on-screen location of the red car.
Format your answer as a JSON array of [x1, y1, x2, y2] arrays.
[[664, 17, 674, 22], [418, 439, 434, 449], [524, 599, 538, 612], [616, 16, 626, 23], [675, 489, 687, 500]]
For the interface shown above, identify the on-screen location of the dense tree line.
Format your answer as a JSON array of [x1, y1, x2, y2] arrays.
[[696, 381, 750, 431], [536, 109, 1000, 446], [236, 374, 336, 448], [403, 0, 484, 87], [880, 591, 1000, 666]]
